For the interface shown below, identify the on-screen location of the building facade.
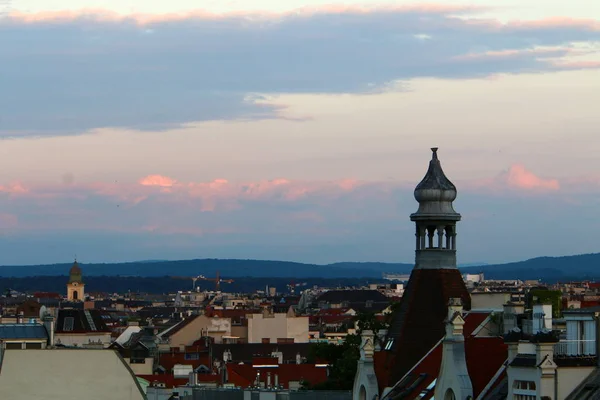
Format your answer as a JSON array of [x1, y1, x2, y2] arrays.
[[66, 260, 85, 301]]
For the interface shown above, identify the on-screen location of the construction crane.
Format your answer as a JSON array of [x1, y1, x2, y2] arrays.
[[171, 271, 234, 292]]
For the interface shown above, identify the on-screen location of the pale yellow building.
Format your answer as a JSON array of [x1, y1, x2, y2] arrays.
[[247, 307, 309, 344], [66, 260, 85, 301]]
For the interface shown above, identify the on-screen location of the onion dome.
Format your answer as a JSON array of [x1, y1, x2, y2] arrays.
[[412, 148, 460, 218], [69, 260, 83, 283]]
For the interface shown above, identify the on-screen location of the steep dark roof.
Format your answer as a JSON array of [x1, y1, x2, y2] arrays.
[[509, 354, 537, 367], [414, 148, 456, 192], [55, 309, 110, 333], [382, 268, 471, 388], [381, 312, 506, 400]]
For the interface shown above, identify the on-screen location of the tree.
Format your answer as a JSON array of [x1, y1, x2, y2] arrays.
[[305, 311, 391, 390]]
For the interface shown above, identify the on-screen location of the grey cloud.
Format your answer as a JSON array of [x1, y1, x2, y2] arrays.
[[1, 10, 599, 135]]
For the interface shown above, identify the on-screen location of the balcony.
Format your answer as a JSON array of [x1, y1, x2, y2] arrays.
[[554, 340, 597, 357]]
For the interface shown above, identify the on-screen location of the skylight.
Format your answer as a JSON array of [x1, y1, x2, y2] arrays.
[[63, 317, 74, 331]]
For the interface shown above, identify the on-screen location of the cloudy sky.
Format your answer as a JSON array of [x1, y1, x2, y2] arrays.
[[0, 1, 599, 266]]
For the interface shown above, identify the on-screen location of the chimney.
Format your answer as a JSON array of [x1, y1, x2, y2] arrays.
[[189, 372, 198, 386], [43, 315, 55, 347], [447, 298, 463, 320], [17, 311, 24, 324]]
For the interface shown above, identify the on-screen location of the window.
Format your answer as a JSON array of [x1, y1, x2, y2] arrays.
[[513, 380, 536, 400], [513, 381, 536, 390], [384, 339, 394, 351], [6, 343, 22, 349], [63, 316, 75, 331], [184, 352, 200, 360], [262, 338, 270, 344], [26, 342, 43, 349]]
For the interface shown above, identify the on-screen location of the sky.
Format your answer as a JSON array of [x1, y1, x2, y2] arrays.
[[0, 1, 599, 266]]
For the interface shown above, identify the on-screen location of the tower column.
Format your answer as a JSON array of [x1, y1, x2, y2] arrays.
[[420, 227, 426, 250], [415, 226, 421, 250], [437, 226, 444, 249]]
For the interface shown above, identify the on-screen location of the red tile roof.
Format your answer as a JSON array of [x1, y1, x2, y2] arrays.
[[252, 357, 279, 366], [226, 364, 328, 389], [158, 352, 212, 373], [380, 312, 507, 399], [466, 337, 507, 397], [383, 268, 471, 388], [137, 374, 221, 388], [33, 292, 62, 299]]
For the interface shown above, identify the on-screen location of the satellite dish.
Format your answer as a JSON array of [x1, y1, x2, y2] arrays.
[[39, 305, 48, 319]]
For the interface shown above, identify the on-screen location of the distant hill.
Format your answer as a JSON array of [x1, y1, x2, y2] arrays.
[[0, 253, 599, 282], [0, 259, 413, 279], [460, 253, 600, 281]]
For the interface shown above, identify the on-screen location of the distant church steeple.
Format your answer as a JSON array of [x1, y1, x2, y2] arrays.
[[66, 259, 85, 301]]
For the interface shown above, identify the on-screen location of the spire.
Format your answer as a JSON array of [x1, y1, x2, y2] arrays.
[[412, 147, 460, 219], [69, 259, 83, 284]]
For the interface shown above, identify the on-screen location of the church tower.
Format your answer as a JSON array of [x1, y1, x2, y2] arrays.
[[381, 148, 471, 389], [66, 260, 85, 301]]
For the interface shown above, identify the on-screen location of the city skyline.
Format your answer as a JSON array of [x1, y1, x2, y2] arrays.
[[1, 2, 599, 265]]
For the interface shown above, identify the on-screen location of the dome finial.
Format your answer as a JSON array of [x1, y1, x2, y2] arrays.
[[431, 147, 438, 160]]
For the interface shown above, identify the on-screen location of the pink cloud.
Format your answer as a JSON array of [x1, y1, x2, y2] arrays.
[[6, 4, 487, 26], [465, 164, 560, 193], [551, 60, 600, 70], [504, 165, 560, 190], [139, 174, 177, 188], [0, 182, 29, 195], [505, 17, 600, 32], [452, 47, 573, 61]]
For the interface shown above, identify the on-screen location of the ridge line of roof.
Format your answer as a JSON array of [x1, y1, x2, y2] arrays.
[[381, 338, 444, 400], [475, 361, 507, 400]]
